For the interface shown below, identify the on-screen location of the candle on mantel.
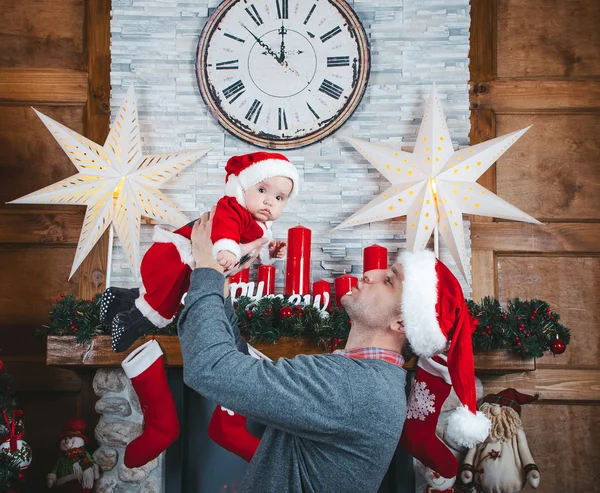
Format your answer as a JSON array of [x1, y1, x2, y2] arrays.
[[312, 279, 331, 310], [334, 273, 358, 307], [229, 268, 250, 284], [258, 265, 276, 295], [285, 225, 312, 294], [363, 244, 388, 273]]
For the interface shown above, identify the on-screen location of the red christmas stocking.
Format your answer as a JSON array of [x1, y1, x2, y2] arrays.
[[400, 356, 457, 480], [208, 406, 260, 462], [121, 340, 180, 468], [207, 344, 270, 462]]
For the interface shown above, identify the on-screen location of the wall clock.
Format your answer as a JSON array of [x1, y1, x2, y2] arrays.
[[196, 0, 370, 149]]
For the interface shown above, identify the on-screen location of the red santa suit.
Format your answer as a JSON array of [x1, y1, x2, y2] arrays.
[[134, 152, 299, 328]]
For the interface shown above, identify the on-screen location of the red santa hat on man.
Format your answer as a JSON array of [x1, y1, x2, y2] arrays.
[[224, 152, 299, 207], [398, 250, 491, 484]]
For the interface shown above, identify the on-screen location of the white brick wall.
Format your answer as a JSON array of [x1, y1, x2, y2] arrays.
[[110, 0, 472, 296]]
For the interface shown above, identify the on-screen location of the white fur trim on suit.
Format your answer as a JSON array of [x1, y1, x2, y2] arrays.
[[153, 226, 195, 269], [399, 250, 447, 358], [213, 238, 242, 261], [225, 158, 299, 203], [121, 339, 163, 379], [445, 405, 491, 449], [136, 282, 173, 328], [417, 354, 452, 385], [224, 175, 246, 207]]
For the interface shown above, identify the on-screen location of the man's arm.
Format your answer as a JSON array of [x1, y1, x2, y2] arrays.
[[178, 268, 351, 438]]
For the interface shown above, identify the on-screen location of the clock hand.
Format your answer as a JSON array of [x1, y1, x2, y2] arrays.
[[278, 23, 286, 64], [242, 24, 281, 64]]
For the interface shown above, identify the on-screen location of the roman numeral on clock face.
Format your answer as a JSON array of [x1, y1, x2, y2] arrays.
[[318, 79, 343, 99], [245, 4, 264, 26], [278, 108, 288, 130], [327, 56, 350, 67], [276, 0, 288, 19], [306, 102, 320, 119], [320, 26, 341, 43], [223, 80, 245, 103], [245, 99, 264, 123], [224, 32, 245, 43], [216, 59, 239, 70], [303, 4, 316, 25]]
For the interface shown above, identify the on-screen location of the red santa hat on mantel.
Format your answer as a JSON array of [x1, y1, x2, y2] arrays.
[[224, 152, 299, 207], [399, 249, 491, 450]]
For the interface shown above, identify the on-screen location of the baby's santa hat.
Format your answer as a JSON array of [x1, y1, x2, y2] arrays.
[[60, 417, 88, 444], [399, 250, 491, 448], [224, 152, 299, 207], [481, 388, 539, 416]]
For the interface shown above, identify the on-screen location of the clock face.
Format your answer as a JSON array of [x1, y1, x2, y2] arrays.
[[196, 0, 370, 149]]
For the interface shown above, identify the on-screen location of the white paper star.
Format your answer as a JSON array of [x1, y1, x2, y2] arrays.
[[335, 84, 541, 282], [9, 86, 210, 279]]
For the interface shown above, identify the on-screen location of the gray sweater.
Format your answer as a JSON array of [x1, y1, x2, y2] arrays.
[[178, 268, 407, 493]]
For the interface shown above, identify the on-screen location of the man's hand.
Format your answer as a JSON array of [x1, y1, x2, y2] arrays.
[[191, 208, 224, 273], [217, 250, 238, 271], [269, 240, 286, 259]]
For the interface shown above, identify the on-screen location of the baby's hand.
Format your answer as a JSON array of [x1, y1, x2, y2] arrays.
[[217, 250, 238, 271], [269, 240, 287, 259]]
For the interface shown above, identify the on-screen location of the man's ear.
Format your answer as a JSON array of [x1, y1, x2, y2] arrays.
[[389, 318, 405, 334]]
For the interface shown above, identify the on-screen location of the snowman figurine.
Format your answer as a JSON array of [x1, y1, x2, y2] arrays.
[[47, 418, 98, 492]]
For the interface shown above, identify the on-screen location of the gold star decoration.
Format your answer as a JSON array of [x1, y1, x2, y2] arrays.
[[335, 84, 541, 283], [9, 86, 211, 279]]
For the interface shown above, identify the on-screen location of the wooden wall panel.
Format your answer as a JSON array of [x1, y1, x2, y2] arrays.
[[497, 0, 600, 78], [495, 114, 600, 221], [0, 0, 85, 70], [0, 105, 85, 206], [516, 403, 600, 491], [0, 248, 79, 356], [497, 256, 600, 368]]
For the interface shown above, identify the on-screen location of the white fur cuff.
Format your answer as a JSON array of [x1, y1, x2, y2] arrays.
[[122, 339, 163, 379], [213, 238, 241, 261], [446, 406, 491, 448]]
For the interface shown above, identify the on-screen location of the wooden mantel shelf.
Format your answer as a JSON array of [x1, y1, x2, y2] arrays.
[[46, 336, 535, 372]]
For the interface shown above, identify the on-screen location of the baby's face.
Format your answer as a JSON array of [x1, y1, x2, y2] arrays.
[[245, 177, 293, 222]]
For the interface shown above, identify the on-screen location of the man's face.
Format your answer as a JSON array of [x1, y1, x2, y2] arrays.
[[244, 177, 293, 222], [341, 264, 404, 329]]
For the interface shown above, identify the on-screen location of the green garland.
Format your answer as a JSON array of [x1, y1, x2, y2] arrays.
[[38, 292, 570, 358]]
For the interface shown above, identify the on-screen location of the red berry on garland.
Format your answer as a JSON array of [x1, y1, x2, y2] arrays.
[[526, 333, 531, 338], [280, 306, 294, 319], [267, 308, 272, 313], [503, 315, 507, 320], [485, 325, 490, 329], [246, 310, 253, 318], [0, 360, 4, 373], [549, 337, 566, 355], [530, 315, 535, 320], [517, 342, 522, 346], [56, 298, 60, 302], [60, 293, 65, 297]]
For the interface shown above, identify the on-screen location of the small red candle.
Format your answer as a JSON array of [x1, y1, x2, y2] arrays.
[[312, 279, 331, 310], [363, 244, 388, 274], [334, 273, 358, 307], [229, 268, 250, 284], [258, 265, 276, 295], [285, 225, 312, 294]]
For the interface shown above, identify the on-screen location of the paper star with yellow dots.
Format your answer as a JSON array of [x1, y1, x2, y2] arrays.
[[335, 84, 541, 282], [9, 85, 210, 279]]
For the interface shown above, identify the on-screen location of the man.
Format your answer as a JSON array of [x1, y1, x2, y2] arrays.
[[177, 209, 408, 493]]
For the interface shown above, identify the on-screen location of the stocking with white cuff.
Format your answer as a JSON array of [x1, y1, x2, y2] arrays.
[[400, 356, 458, 482], [121, 339, 180, 468]]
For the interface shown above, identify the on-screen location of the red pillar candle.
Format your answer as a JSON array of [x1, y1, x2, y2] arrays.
[[312, 279, 331, 310], [363, 244, 388, 273], [258, 265, 276, 295], [229, 268, 250, 284], [285, 225, 312, 295], [334, 273, 358, 307]]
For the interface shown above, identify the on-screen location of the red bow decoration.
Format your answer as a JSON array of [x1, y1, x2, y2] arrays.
[[2, 410, 24, 452]]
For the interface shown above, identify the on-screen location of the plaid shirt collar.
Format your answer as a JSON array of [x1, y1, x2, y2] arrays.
[[333, 347, 404, 368]]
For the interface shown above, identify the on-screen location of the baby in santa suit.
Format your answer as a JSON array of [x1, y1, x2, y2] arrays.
[[100, 151, 299, 353]]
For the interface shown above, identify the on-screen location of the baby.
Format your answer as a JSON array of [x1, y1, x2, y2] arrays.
[[100, 151, 299, 352]]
